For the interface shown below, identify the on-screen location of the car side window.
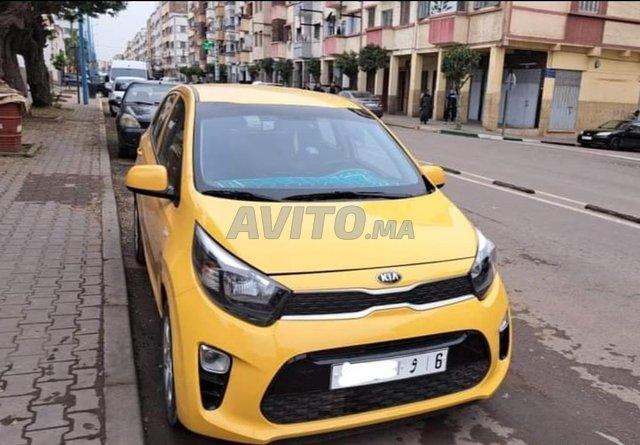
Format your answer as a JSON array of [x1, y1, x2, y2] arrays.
[[156, 97, 185, 194], [150, 94, 177, 153], [629, 125, 640, 134]]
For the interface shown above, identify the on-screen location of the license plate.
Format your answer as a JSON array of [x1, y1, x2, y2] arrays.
[[582, 136, 592, 140], [330, 348, 448, 390]]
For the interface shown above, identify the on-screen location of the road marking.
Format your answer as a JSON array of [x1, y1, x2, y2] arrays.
[[595, 431, 626, 445], [514, 140, 640, 162], [446, 174, 640, 230]]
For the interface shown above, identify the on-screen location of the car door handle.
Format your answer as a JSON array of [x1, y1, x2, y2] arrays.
[[137, 148, 143, 156]]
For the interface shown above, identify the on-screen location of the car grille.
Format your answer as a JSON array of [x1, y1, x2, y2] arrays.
[[281, 276, 474, 316], [261, 331, 490, 424]]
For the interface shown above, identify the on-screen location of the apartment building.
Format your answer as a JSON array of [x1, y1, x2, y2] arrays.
[[188, 1, 209, 69], [354, 0, 640, 136], [159, 1, 189, 77], [147, 7, 163, 76]]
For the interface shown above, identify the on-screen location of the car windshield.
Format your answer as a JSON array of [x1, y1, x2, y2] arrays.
[[111, 68, 147, 79], [123, 83, 174, 104], [194, 104, 429, 201], [598, 120, 630, 129]]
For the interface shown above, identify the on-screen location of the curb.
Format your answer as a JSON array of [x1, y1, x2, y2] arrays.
[[584, 204, 640, 225], [97, 99, 145, 445], [384, 120, 576, 146]]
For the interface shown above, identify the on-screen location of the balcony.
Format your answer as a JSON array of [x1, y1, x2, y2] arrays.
[[215, 4, 224, 17], [323, 35, 345, 55], [366, 27, 393, 48], [239, 17, 250, 33], [293, 41, 313, 59], [326, 1, 342, 8], [271, 41, 287, 59], [428, 15, 469, 45], [239, 51, 250, 63], [271, 3, 287, 21]]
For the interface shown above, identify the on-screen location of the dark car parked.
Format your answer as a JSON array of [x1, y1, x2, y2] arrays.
[[115, 81, 177, 157], [577, 119, 640, 151], [338, 90, 384, 118]]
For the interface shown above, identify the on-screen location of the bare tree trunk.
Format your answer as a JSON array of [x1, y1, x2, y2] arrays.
[[0, 1, 29, 96], [20, 36, 51, 106]]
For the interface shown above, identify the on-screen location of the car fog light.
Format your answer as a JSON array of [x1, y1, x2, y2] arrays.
[[199, 345, 231, 374], [499, 312, 510, 360], [499, 313, 509, 332]]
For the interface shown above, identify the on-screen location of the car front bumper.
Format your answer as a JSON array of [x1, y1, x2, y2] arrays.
[[577, 134, 610, 145], [166, 259, 511, 444], [117, 126, 145, 150]]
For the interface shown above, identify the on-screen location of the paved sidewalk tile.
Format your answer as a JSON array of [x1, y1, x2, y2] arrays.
[[0, 99, 118, 444]]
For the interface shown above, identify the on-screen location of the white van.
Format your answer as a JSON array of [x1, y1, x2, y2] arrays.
[[107, 60, 149, 90]]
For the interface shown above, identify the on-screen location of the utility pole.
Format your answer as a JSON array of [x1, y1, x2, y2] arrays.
[[78, 15, 89, 105], [501, 71, 516, 137]]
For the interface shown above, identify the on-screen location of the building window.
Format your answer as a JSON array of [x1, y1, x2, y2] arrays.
[[577, 1, 600, 13], [418, 1, 429, 19], [381, 9, 393, 28], [473, 1, 499, 8], [400, 2, 411, 25], [429, 1, 458, 16], [314, 23, 321, 40], [367, 7, 376, 28]]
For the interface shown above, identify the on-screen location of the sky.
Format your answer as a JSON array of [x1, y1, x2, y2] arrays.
[[93, 1, 158, 61]]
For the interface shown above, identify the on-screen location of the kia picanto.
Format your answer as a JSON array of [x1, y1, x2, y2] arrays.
[[125, 84, 511, 444]]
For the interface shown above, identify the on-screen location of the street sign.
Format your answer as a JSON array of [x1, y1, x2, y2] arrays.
[[544, 68, 556, 78]]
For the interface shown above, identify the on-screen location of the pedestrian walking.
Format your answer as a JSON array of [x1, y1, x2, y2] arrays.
[[445, 89, 458, 123], [329, 81, 338, 94], [313, 83, 322, 92], [419, 91, 433, 125]]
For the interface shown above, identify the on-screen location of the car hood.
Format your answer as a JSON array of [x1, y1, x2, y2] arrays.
[[194, 192, 478, 275], [582, 127, 621, 135]]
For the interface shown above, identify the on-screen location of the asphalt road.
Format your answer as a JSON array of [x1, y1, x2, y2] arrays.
[[103, 105, 640, 445]]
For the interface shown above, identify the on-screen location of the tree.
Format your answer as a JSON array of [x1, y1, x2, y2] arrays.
[[0, 1, 126, 106], [275, 58, 293, 86], [260, 57, 274, 80], [63, 28, 79, 73], [247, 63, 259, 80], [334, 50, 359, 89], [441, 45, 480, 129], [308, 58, 321, 84], [358, 44, 386, 92], [51, 50, 67, 82]]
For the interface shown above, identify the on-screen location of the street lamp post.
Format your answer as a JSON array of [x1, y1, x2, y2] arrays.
[[78, 15, 89, 105]]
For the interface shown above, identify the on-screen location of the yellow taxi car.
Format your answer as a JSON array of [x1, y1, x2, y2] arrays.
[[125, 84, 511, 444]]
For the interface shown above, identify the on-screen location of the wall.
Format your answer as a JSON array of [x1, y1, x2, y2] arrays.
[[509, 9, 566, 40], [467, 10, 503, 44]]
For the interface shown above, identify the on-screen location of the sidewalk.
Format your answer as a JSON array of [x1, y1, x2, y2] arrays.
[[382, 114, 578, 146], [0, 96, 142, 444]]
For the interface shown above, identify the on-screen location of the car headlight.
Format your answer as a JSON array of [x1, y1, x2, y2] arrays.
[[119, 113, 140, 128], [470, 229, 497, 299], [595, 131, 611, 137], [193, 225, 291, 326]]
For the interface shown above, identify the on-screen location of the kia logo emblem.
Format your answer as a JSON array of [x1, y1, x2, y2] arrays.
[[377, 272, 402, 285]]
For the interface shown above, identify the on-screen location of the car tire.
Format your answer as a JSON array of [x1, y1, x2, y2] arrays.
[[117, 142, 130, 159], [133, 201, 145, 266], [162, 302, 181, 428], [609, 137, 621, 150]]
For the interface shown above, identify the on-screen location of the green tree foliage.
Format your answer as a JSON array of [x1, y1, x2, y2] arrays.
[[51, 50, 68, 73], [441, 45, 480, 129], [261, 57, 275, 78], [308, 58, 321, 83], [247, 63, 260, 80], [334, 50, 359, 89], [275, 58, 294, 85], [358, 44, 386, 76], [0, 1, 126, 106]]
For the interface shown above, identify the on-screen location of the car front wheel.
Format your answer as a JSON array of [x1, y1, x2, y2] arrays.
[[609, 137, 621, 150], [162, 303, 180, 427]]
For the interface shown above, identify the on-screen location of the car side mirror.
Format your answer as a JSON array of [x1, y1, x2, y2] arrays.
[[420, 164, 446, 189], [125, 165, 174, 199]]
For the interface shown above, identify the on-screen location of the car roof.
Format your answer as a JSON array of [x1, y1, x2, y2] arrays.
[[190, 84, 356, 108], [114, 76, 146, 82]]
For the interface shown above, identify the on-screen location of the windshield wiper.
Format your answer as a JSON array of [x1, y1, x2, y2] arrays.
[[200, 189, 278, 202], [283, 191, 411, 201]]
